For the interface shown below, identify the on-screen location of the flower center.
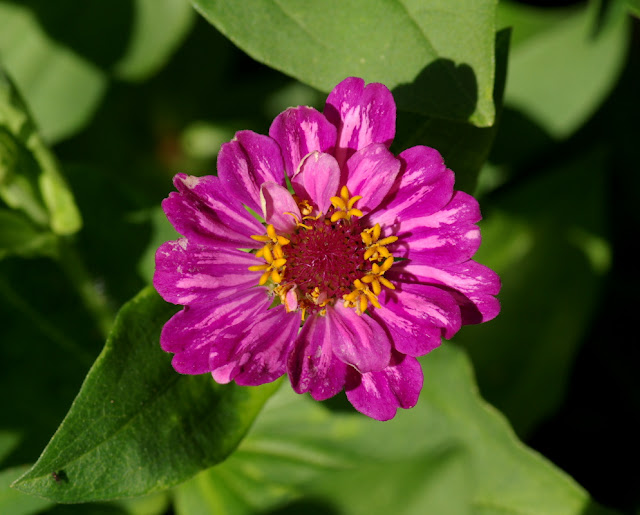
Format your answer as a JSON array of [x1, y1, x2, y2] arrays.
[[249, 186, 397, 317]]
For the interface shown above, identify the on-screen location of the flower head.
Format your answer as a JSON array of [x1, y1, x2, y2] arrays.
[[154, 77, 500, 421]]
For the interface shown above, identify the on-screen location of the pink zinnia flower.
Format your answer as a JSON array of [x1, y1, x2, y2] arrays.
[[154, 77, 500, 421]]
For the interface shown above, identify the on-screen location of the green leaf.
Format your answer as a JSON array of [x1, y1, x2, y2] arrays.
[[626, 0, 640, 17], [392, 28, 510, 194], [502, 0, 630, 138], [0, 466, 52, 515], [458, 147, 610, 437], [192, 0, 498, 127], [0, 1, 107, 142], [0, 209, 56, 260], [115, 0, 195, 81], [0, 68, 82, 235], [12, 287, 280, 502], [175, 345, 599, 515]]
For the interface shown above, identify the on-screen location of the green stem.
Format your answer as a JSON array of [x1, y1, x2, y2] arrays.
[[55, 237, 116, 340]]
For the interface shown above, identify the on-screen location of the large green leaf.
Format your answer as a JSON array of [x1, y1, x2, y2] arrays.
[[501, 0, 629, 138], [174, 345, 603, 515], [0, 68, 82, 235], [12, 287, 280, 502], [192, 0, 497, 127]]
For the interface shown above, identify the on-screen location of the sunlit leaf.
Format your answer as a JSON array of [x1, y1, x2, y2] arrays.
[[0, 68, 82, 235], [115, 0, 195, 81], [0, 1, 107, 142], [175, 345, 599, 515], [501, 0, 629, 138], [192, 0, 497, 127], [12, 287, 280, 502]]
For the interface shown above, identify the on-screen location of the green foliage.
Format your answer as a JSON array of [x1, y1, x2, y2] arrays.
[[0, 0, 637, 513], [12, 287, 279, 502], [192, 0, 497, 127], [174, 345, 596, 515]]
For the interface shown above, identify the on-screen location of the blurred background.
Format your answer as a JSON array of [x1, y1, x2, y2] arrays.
[[1, 0, 638, 513]]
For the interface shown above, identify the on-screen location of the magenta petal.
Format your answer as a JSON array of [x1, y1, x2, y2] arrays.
[[393, 260, 501, 325], [260, 181, 301, 233], [368, 146, 454, 229], [163, 174, 264, 248], [287, 313, 349, 401], [346, 352, 423, 421], [328, 303, 391, 373], [372, 284, 461, 357], [324, 77, 396, 169], [217, 130, 286, 213], [392, 191, 483, 265], [269, 106, 337, 177], [345, 144, 401, 213], [154, 240, 262, 305], [210, 306, 301, 386], [160, 288, 271, 374], [292, 151, 340, 213]]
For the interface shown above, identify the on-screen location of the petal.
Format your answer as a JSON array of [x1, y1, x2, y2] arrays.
[[154, 240, 262, 305], [392, 191, 483, 265], [345, 352, 423, 421], [372, 283, 461, 357], [368, 146, 454, 228], [392, 260, 501, 325], [160, 288, 271, 374], [324, 77, 396, 169], [345, 144, 401, 213], [217, 130, 286, 213], [210, 306, 301, 386], [269, 106, 337, 177], [163, 174, 264, 248], [328, 303, 392, 373], [292, 151, 340, 213], [260, 181, 301, 234], [287, 313, 349, 401]]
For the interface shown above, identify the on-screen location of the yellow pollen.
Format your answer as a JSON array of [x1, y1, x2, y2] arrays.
[[248, 223, 289, 286], [330, 186, 363, 222], [361, 223, 398, 262]]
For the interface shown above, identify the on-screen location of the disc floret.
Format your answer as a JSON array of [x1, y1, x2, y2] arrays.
[[249, 187, 398, 316]]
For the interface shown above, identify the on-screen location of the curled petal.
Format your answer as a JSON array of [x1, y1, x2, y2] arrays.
[[368, 146, 454, 228], [269, 106, 337, 177], [372, 284, 461, 357], [324, 77, 396, 169], [345, 144, 401, 213], [163, 174, 263, 248], [217, 130, 286, 213], [329, 303, 391, 373], [292, 151, 340, 213], [211, 307, 301, 386], [260, 181, 301, 233], [160, 288, 271, 374], [288, 313, 349, 401], [154, 240, 262, 306], [392, 260, 501, 325], [346, 352, 423, 421]]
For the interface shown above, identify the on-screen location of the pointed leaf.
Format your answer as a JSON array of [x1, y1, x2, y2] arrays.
[[12, 286, 279, 502], [174, 345, 599, 515], [192, 0, 498, 127]]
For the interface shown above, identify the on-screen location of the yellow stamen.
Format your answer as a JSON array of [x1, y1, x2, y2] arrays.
[[329, 186, 362, 222], [248, 224, 290, 286]]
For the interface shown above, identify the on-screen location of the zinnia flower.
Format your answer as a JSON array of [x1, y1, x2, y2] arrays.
[[154, 77, 500, 421]]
